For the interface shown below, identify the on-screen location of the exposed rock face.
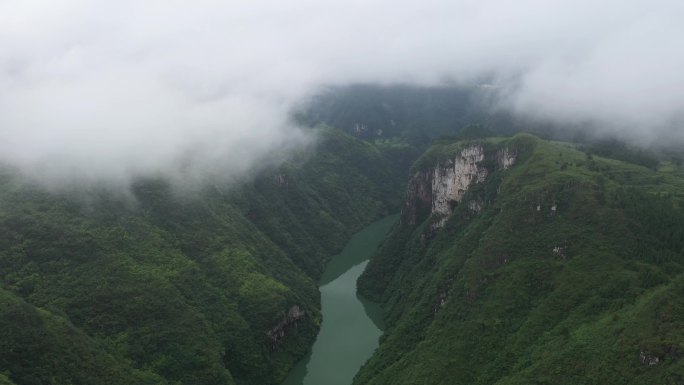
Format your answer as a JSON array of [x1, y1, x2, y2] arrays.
[[404, 144, 516, 229], [431, 145, 486, 219], [468, 200, 482, 213], [497, 147, 516, 169], [403, 170, 433, 225], [551, 245, 566, 258], [352, 122, 368, 136], [640, 350, 660, 367], [275, 173, 289, 187], [266, 305, 305, 349], [434, 291, 448, 313]]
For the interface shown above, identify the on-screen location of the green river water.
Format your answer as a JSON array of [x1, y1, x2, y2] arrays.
[[282, 214, 399, 385]]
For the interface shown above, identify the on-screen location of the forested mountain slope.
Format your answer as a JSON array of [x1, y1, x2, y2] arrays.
[[296, 84, 501, 142], [357, 134, 684, 385], [0, 127, 415, 385], [296, 84, 597, 145]]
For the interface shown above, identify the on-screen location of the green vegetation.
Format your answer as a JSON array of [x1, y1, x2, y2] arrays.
[[357, 134, 684, 385], [296, 84, 502, 143], [0, 288, 163, 385], [0, 127, 414, 385], [297, 85, 585, 146], [3, 120, 683, 385], [0, 373, 17, 385]]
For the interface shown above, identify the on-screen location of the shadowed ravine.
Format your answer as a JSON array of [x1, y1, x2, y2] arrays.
[[282, 214, 398, 385]]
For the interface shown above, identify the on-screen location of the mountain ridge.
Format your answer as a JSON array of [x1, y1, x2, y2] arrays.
[[357, 134, 684, 385], [0, 126, 414, 385]]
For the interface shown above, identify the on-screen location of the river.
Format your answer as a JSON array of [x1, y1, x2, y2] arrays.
[[282, 214, 399, 385]]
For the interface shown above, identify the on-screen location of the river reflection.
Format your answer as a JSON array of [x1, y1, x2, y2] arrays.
[[281, 215, 398, 385]]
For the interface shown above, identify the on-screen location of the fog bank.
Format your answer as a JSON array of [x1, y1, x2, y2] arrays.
[[2, 0, 682, 184]]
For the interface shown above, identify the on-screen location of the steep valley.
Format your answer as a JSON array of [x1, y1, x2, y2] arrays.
[[2, 2, 683, 384], [0, 126, 415, 385], [2, 126, 684, 385]]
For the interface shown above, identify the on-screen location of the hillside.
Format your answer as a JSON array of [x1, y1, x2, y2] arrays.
[[3, 126, 683, 385], [0, 127, 415, 385], [296, 84, 600, 146], [357, 134, 684, 384], [296, 84, 500, 142]]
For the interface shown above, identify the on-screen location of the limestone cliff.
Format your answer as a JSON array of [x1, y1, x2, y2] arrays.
[[404, 143, 517, 229]]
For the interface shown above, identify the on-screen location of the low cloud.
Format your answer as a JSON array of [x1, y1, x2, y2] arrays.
[[1, 0, 683, 184]]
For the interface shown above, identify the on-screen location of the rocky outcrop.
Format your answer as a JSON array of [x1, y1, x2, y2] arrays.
[[551, 245, 566, 259], [640, 350, 660, 367], [404, 143, 517, 229], [403, 170, 433, 225], [497, 147, 516, 169], [275, 173, 289, 187], [266, 305, 305, 349], [468, 200, 483, 213], [639, 346, 681, 367], [434, 291, 448, 313], [431, 145, 486, 222]]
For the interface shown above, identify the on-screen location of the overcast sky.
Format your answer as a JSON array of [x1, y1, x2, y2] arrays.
[[1, 0, 683, 184]]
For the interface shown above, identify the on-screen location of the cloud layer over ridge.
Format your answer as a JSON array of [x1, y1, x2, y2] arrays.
[[2, 0, 683, 183]]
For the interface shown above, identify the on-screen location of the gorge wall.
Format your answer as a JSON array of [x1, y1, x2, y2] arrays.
[[356, 134, 684, 385], [404, 142, 517, 229]]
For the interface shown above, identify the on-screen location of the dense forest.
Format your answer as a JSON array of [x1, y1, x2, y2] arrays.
[[2, 84, 683, 385], [3, 0, 683, 378], [0, 126, 415, 385], [356, 134, 684, 384]]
